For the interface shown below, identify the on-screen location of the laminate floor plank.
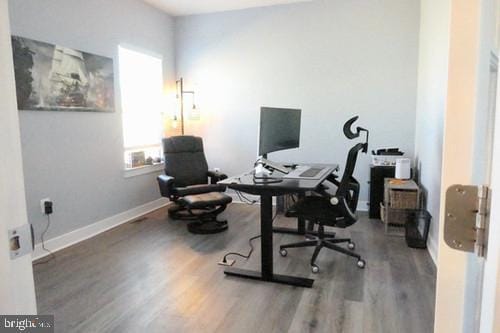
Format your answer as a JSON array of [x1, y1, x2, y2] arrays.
[[33, 204, 436, 333]]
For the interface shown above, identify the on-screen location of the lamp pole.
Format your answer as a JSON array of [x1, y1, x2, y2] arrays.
[[178, 77, 185, 135], [176, 77, 197, 135]]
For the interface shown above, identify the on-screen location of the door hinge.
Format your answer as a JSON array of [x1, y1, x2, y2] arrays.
[[444, 185, 490, 257]]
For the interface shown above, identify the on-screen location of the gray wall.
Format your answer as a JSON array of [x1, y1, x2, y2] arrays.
[[174, 0, 420, 203], [8, 0, 175, 242], [9, 0, 421, 244], [414, 0, 451, 262]]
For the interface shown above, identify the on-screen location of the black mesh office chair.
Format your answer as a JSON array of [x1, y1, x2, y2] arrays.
[[157, 136, 232, 234], [279, 116, 369, 273]]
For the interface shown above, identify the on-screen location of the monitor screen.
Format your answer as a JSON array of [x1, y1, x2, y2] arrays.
[[259, 107, 301, 156]]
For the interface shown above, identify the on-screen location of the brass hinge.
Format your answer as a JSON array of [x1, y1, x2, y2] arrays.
[[444, 185, 490, 257]]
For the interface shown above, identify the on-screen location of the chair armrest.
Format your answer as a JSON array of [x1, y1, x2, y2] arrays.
[[207, 170, 228, 184], [314, 183, 330, 196], [157, 174, 175, 198], [326, 173, 340, 187], [314, 174, 339, 196]]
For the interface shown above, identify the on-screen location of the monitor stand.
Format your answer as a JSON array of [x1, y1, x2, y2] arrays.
[[253, 164, 283, 183], [254, 164, 272, 178], [258, 156, 289, 174]]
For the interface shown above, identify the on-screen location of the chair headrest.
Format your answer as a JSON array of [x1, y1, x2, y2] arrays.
[[343, 116, 369, 153], [343, 116, 360, 139]]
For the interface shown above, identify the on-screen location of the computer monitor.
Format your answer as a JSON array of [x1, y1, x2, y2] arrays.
[[259, 107, 301, 157]]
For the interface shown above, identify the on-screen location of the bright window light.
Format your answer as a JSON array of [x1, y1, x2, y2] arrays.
[[119, 46, 163, 168]]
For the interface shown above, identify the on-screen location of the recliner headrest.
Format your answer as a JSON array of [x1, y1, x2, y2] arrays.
[[163, 136, 204, 154]]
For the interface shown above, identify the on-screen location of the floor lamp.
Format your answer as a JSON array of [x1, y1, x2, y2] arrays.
[[175, 77, 197, 135]]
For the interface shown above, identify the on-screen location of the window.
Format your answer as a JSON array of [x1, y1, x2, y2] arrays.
[[119, 46, 163, 170]]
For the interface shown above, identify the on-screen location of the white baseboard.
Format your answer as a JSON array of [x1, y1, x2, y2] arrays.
[[32, 198, 170, 261], [426, 235, 438, 265]]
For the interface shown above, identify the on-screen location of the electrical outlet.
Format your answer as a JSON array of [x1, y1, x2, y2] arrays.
[[218, 259, 235, 266], [40, 198, 51, 214]]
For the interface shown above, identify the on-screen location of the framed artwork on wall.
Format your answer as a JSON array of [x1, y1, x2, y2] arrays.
[[11, 35, 115, 113]]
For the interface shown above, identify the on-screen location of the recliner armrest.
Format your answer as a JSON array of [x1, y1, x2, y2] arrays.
[[157, 174, 176, 198], [176, 184, 227, 196], [207, 170, 228, 184]]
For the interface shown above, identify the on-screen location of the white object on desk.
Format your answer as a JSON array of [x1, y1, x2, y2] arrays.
[[254, 164, 272, 178], [395, 158, 411, 180]]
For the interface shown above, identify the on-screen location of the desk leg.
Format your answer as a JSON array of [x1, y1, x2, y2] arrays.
[[261, 194, 274, 280], [272, 192, 307, 235], [298, 192, 306, 233], [224, 194, 314, 288]]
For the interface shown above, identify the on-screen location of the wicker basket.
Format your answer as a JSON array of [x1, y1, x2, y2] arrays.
[[386, 207, 413, 225], [389, 189, 418, 209], [380, 202, 413, 225]]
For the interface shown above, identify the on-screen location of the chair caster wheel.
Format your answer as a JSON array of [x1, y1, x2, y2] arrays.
[[311, 265, 320, 274], [279, 249, 288, 257], [357, 259, 366, 269], [348, 242, 355, 250]]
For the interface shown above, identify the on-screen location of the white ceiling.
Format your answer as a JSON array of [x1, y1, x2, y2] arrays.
[[143, 0, 311, 16]]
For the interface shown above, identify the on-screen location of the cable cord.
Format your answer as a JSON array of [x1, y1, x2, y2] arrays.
[[33, 215, 56, 265], [235, 190, 259, 205], [220, 210, 278, 264], [221, 234, 261, 263]]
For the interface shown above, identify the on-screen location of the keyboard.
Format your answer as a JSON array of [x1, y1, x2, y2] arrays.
[[299, 167, 323, 178]]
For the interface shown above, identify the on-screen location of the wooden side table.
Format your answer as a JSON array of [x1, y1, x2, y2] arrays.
[[382, 179, 420, 236]]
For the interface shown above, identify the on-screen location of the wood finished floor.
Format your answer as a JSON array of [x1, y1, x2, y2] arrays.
[[33, 203, 436, 333]]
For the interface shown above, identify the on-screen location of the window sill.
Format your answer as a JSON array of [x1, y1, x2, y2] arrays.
[[123, 163, 164, 178]]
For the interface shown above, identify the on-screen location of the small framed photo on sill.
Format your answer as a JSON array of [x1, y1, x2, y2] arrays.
[[130, 151, 146, 168]]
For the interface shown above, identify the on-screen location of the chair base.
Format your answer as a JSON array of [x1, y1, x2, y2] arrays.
[[168, 205, 206, 220], [168, 203, 229, 234], [224, 267, 314, 288], [187, 220, 228, 234], [279, 225, 365, 271]]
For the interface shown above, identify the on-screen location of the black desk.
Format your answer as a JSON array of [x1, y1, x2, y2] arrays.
[[219, 164, 338, 288]]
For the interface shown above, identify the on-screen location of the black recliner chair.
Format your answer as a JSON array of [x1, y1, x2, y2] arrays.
[[157, 136, 232, 234], [279, 116, 369, 273]]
